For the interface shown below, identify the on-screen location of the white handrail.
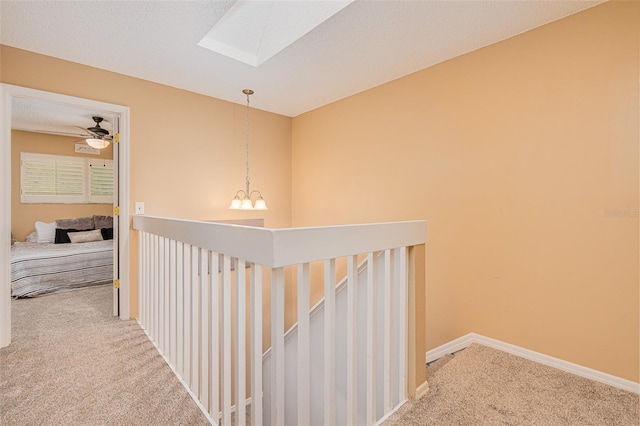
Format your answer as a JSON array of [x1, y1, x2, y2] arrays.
[[133, 215, 426, 267]]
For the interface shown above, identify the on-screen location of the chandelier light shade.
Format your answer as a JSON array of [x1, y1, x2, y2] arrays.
[[229, 89, 268, 210], [253, 196, 267, 210], [86, 138, 110, 149], [229, 197, 242, 209]]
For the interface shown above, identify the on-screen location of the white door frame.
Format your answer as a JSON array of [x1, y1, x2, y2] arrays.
[[0, 84, 131, 347]]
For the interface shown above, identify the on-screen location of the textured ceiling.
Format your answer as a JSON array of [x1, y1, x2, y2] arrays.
[[2, 0, 604, 129], [12, 99, 115, 138]]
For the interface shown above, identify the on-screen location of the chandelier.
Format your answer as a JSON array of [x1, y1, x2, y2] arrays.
[[229, 89, 267, 210]]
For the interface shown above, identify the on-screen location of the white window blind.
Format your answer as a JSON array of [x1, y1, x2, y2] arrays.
[[21, 153, 86, 203], [21, 153, 113, 204], [89, 158, 114, 203]]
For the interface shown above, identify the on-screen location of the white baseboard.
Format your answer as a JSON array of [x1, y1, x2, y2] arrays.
[[426, 333, 640, 394], [138, 321, 217, 425], [139, 320, 255, 425], [426, 334, 476, 363], [414, 380, 429, 400], [375, 399, 408, 426]]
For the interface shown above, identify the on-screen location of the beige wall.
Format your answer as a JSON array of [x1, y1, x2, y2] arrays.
[[3, 1, 637, 385], [11, 130, 113, 241], [291, 1, 639, 382], [1, 45, 293, 317]]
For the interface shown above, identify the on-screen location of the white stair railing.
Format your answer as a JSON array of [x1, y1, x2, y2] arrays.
[[133, 215, 427, 426]]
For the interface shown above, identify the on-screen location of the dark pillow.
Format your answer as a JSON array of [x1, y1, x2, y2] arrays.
[[54, 228, 79, 244], [100, 228, 114, 240]]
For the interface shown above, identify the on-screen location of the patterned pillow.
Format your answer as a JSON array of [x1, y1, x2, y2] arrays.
[[56, 216, 95, 231], [93, 215, 113, 229], [68, 229, 103, 243]]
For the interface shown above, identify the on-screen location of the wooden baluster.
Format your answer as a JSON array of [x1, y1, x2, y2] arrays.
[[383, 249, 393, 411], [347, 255, 358, 425], [250, 264, 263, 426], [324, 258, 336, 425], [297, 263, 310, 425], [159, 237, 165, 352], [222, 255, 232, 425], [200, 249, 210, 412], [236, 259, 247, 425], [153, 235, 159, 345], [183, 243, 192, 387], [138, 232, 144, 330], [176, 241, 184, 377], [395, 247, 408, 404], [367, 252, 378, 424], [191, 246, 200, 396], [163, 238, 170, 356], [271, 267, 285, 426], [209, 251, 220, 423]]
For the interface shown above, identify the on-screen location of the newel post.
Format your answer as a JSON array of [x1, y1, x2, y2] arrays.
[[407, 244, 428, 399]]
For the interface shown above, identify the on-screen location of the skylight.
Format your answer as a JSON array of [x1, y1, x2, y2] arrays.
[[198, 0, 353, 67]]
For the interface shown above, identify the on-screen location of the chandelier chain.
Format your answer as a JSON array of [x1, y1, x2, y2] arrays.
[[245, 92, 250, 191], [230, 89, 266, 210]]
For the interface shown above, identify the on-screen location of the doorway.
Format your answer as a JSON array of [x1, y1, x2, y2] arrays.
[[1, 84, 131, 347]]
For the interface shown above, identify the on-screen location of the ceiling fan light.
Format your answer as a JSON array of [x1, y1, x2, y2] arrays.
[[86, 138, 110, 149]]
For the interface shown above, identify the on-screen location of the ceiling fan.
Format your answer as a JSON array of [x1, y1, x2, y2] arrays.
[[78, 116, 113, 149], [32, 116, 113, 149]]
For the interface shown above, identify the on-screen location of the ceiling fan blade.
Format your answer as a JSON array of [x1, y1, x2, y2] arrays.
[[76, 126, 99, 136], [32, 129, 91, 137], [84, 133, 112, 141]]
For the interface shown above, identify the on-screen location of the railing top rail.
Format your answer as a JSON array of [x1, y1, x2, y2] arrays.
[[133, 215, 427, 267]]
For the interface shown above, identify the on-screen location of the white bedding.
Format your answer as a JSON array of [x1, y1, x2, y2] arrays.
[[11, 240, 113, 298]]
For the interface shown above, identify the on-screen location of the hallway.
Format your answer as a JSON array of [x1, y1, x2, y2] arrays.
[[0, 286, 208, 425]]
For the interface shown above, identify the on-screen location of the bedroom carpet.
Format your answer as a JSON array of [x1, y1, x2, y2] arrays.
[[0, 285, 209, 425], [384, 343, 639, 425]]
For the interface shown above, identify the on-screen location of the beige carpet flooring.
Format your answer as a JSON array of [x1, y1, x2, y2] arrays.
[[2, 286, 638, 425], [385, 343, 639, 425], [0, 285, 209, 425]]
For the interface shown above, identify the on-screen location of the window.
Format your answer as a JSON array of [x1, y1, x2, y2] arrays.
[[88, 158, 114, 204], [21, 152, 113, 204]]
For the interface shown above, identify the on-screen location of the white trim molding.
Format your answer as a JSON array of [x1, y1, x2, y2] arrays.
[[0, 84, 131, 348], [374, 400, 409, 426], [426, 333, 640, 394], [138, 322, 217, 425], [414, 380, 429, 400], [0, 85, 12, 348]]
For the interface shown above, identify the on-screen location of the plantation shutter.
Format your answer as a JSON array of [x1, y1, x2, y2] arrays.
[[89, 159, 114, 203], [21, 153, 86, 203]]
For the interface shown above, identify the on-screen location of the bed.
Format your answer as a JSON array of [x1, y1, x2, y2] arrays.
[[10, 215, 114, 298], [11, 240, 113, 298]]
